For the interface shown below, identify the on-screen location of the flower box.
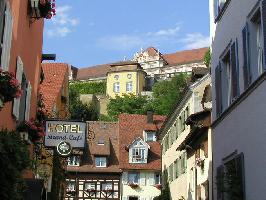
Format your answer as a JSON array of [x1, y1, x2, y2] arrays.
[[154, 184, 162, 190], [17, 119, 45, 143], [128, 182, 139, 189]]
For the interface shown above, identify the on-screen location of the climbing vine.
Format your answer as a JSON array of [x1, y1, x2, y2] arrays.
[[0, 130, 31, 200]]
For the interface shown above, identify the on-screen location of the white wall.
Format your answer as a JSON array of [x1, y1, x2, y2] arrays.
[[213, 80, 266, 199], [121, 171, 161, 200]]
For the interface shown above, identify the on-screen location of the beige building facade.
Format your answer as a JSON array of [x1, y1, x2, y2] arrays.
[[159, 74, 211, 200]]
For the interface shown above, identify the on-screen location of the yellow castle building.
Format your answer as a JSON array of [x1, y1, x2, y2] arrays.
[[106, 61, 146, 98]]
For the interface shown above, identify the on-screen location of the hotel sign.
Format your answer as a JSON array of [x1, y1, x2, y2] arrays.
[[45, 120, 86, 148]]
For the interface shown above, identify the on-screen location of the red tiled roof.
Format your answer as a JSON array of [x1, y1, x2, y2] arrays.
[[76, 64, 111, 80], [119, 114, 166, 170], [39, 63, 69, 113], [162, 47, 208, 65], [145, 47, 160, 57], [67, 122, 121, 173]]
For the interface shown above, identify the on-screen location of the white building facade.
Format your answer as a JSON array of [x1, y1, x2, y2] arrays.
[[210, 0, 266, 199]]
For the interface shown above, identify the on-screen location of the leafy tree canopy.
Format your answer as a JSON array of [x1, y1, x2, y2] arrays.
[[150, 73, 189, 115], [0, 130, 31, 200], [107, 93, 149, 120], [69, 81, 106, 95], [204, 48, 211, 68], [69, 87, 99, 121]]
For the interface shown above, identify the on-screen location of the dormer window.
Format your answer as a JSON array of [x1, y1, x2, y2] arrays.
[[145, 131, 157, 142], [129, 138, 150, 164], [95, 156, 107, 167], [98, 139, 105, 145]]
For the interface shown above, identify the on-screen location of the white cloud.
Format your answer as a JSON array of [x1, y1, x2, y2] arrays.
[[181, 33, 210, 49], [46, 5, 79, 38], [47, 27, 71, 37], [97, 24, 181, 50]]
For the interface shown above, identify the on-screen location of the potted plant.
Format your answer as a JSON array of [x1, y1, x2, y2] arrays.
[[0, 69, 22, 109], [128, 182, 139, 189], [17, 118, 45, 143], [39, 0, 56, 19], [30, 0, 56, 19]]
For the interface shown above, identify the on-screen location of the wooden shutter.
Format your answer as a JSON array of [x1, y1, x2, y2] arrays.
[[148, 173, 155, 185], [24, 82, 32, 121], [1, 3, 12, 70], [230, 41, 238, 100], [122, 172, 128, 184], [235, 153, 245, 199], [140, 172, 146, 186], [261, 0, 266, 71], [0, 1, 5, 58], [215, 64, 222, 116], [242, 24, 251, 89], [216, 165, 224, 200], [13, 57, 23, 119]]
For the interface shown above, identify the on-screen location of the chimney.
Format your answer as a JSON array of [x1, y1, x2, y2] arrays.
[[147, 110, 154, 124]]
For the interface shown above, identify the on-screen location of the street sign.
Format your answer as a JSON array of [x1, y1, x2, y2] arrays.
[[45, 120, 86, 148]]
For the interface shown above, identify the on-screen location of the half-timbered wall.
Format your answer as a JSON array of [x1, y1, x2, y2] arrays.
[[65, 173, 120, 200]]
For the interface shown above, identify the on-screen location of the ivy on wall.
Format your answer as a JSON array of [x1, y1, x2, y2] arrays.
[[69, 81, 106, 95], [0, 130, 31, 200]]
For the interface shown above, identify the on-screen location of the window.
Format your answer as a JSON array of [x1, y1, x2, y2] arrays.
[[128, 172, 140, 184], [216, 153, 245, 199], [113, 82, 120, 93], [145, 131, 156, 142], [131, 147, 146, 163], [98, 139, 105, 145], [168, 164, 173, 182], [95, 157, 107, 167], [155, 173, 161, 185], [102, 182, 112, 191], [215, 41, 239, 116], [248, 8, 265, 83], [126, 81, 133, 92], [67, 156, 80, 166], [0, 2, 12, 71], [194, 92, 202, 113], [67, 181, 76, 191], [127, 74, 132, 79], [84, 182, 96, 190], [114, 74, 119, 80]]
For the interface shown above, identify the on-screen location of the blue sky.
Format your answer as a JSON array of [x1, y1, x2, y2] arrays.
[[43, 0, 210, 68]]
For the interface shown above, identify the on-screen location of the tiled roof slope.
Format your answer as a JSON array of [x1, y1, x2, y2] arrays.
[[67, 121, 121, 173], [119, 114, 166, 170], [40, 63, 69, 113], [76, 64, 111, 80], [163, 47, 208, 65]]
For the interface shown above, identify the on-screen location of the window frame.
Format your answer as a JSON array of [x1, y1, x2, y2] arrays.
[[126, 81, 133, 92], [128, 172, 140, 184], [95, 156, 107, 168], [113, 82, 120, 93], [67, 155, 81, 166]]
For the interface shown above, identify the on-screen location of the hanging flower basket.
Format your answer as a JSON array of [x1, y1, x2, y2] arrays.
[[30, 0, 56, 19], [128, 182, 139, 189], [0, 69, 22, 108], [17, 119, 45, 143]]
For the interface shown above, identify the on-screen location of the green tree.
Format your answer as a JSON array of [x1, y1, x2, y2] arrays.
[[69, 87, 99, 121], [69, 81, 106, 95], [107, 94, 149, 120], [204, 48, 211, 68], [150, 73, 188, 115], [0, 130, 31, 200]]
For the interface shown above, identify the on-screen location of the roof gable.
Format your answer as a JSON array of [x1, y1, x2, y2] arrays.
[[128, 137, 150, 149]]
